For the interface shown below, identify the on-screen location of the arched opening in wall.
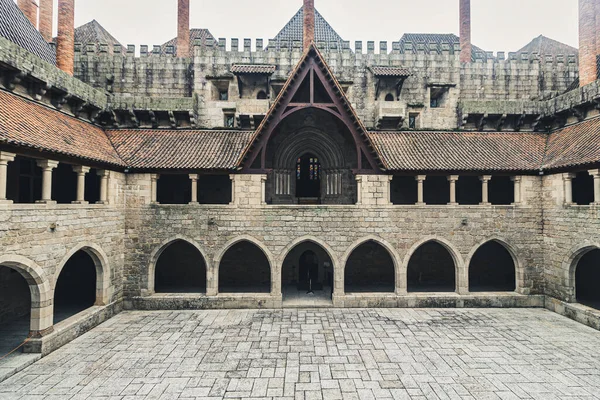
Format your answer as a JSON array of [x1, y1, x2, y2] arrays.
[[198, 175, 232, 204], [345, 241, 395, 293], [384, 93, 395, 102], [296, 154, 321, 199], [407, 241, 456, 292], [52, 162, 77, 204], [54, 250, 97, 324], [468, 241, 516, 292], [85, 168, 101, 204], [257, 90, 268, 100], [575, 249, 600, 309], [157, 174, 192, 204], [456, 176, 481, 205], [281, 242, 334, 304], [0, 266, 31, 355], [219, 241, 271, 293], [489, 176, 514, 205], [6, 155, 42, 203], [424, 176, 450, 205], [155, 240, 206, 293], [572, 171, 594, 205], [391, 176, 417, 205]]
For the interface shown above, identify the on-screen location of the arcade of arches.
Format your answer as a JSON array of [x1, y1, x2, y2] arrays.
[[219, 241, 271, 293], [155, 240, 206, 293], [54, 250, 97, 324], [281, 241, 334, 300], [575, 248, 600, 309]]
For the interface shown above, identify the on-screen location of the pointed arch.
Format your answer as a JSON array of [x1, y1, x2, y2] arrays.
[[565, 242, 600, 304], [466, 238, 519, 292]]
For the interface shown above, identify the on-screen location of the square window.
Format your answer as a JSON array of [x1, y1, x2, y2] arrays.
[[224, 115, 235, 128], [219, 90, 229, 101], [409, 113, 419, 129]]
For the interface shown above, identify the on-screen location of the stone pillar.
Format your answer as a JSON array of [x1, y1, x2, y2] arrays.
[[448, 175, 459, 205], [416, 175, 426, 205], [72, 166, 90, 204], [512, 176, 522, 205], [17, 0, 37, 29], [36, 160, 58, 204], [459, 0, 472, 63], [57, 0, 75, 75], [0, 152, 16, 204], [355, 175, 363, 204], [580, 0, 597, 86], [39, 0, 53, 42], [150, 174, 159, 204], [97, 170, 110, 204], [590, 169, 600, 205], [563, 173, 575, 205], [261, 175, 267, 205], [303, 0, 315, 52], [177, 0, 190, 57], [189, 174, 199, 204], [480, 175, 492, 205]]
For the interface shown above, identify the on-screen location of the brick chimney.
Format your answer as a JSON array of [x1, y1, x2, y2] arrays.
[[39, 0, 54, 43], [17, 0, 37, 29], [56, 0, 75, 75], [580, 0, 597, 86], [177, 0, 190, 57], [459, 0, 472, 63], [303, 0, 315, 52]]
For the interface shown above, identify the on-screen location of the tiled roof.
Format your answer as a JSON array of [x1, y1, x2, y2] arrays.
[[399, 33, 487, 60], [369, 66, 411, 77], [70, 20, 126, 55], [231, 64, 277, 74], [161, 29, 217, 56], [106, 129, 253, 170], [0, 90, 122, 166], [543, 117, 600, 170], [517, 35, 578, 56], [270, 7, 345, 50], [0, 0, 56, 64], [369, 131, 547, 172]]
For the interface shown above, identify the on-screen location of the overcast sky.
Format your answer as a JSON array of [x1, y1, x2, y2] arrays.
[[32, 0, 579, 52]]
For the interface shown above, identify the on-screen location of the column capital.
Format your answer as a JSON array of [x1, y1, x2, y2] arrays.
[[589, 169, 600, 177], [189, 174, 199, 181], [0, 151, 16, 163], [150, 173, 160, 181], [416, 175, 427, 182], [448, 175, 459, 182], [36, 159, 59, 170], [562, 172, 576, 181], [97, 169, 110, 178], [511, 175, 522, 182], [73, 165, 90, 174], [479, 175, 492, 182]]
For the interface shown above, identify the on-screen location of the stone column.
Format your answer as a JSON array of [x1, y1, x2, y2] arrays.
[[39, 0, 54, 42], [0, 152, 16, 204], [355, 175, 363, 204], [261, 175, 267, 205], [416, 175, 426, 205], [511, 176, 522, 205], [563, 173, 575, 205], [97, 170, 110, 204], [177, 0, 190, 57], [36, 160, 58, 204], [459, 0, 472, 63], [72, 166, 90, 204], [448, 175, 459, 205], [57, 0, 75, 75], [480, 175, 492, 205], [189, 174, 199, 204], [590, 169, 600, 205], [150, 174, 159, 204]]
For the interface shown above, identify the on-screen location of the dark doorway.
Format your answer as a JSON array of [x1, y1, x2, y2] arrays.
[[469, 241, 516, 292], [155, 240, 206, 293], [407, 241, 456, 292], [296, 154, 321, 199], [54, 251, 97, 324], [0, 266, 31, 356], [219, 241, 271, 293], [345, 241, 395, 293], [576, 249, 600, 309]]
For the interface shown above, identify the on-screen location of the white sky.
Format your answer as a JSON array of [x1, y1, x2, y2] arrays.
[[31, 0, 579, 52]]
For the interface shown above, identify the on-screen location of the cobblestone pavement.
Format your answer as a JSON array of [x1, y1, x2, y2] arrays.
[[1, 308, 600, 399]]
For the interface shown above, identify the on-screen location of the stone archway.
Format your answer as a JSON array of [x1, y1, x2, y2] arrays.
[[216, 237, 273, 294], [468, 240, 517, 292], [405, 238, 461, 293]]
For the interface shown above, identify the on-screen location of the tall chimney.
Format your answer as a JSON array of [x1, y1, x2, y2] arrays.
[[459, 0, 472, 63], [177, 0, 190, 57], [56, 0, 75, 75], [17, 0, 37, 28], [303, 0, 315, 52], [580, 0, 597, 86], [39, 0, 54, 43]]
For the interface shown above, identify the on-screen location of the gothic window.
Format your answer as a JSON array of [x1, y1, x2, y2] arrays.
[[384, 93, 394, 102], [296, 154, 321, 198]]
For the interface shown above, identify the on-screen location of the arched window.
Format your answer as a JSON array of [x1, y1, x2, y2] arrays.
[[345, 241, 395, 293], [257, 90, 268, 100], [407, 241, 456, 292], [155, 240, 206, 293], [219, 241, 271, 293], [0, 266, 31, 355], [54, 251, 97, 324], [281, 241, 334, 303], [384, 93, 395, 102], [296, 154, 321, 198], [469, 241, 516, 292], [575, 249, 600, 309]]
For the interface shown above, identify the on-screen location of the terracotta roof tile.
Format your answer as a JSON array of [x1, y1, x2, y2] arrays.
[[231, 64, 277, 74], [106, 129, 253, 170], [544, 117, 600, 170], [0, 90, 122, 166], [370, 131, 547, 172], [369, 66, 411, 77]]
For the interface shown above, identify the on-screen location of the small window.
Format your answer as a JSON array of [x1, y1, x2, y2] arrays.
[[219, 90, 229, 101], [430, 87, 449, 108], [384, 93, 395, 102], [257, 90, 267, 100], [224, 114, 235, 128], [409, 113, 419, 129]]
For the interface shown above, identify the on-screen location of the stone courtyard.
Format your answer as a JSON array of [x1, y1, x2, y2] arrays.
[[1, 308, 599, 400]]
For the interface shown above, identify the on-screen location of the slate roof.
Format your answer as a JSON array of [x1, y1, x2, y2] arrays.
[[543, 117, 600, 171], [231, 64, 277, 74], [0, 90, 122, 166], [161, 29, 217, 56], [106, 129, 253, 170], [0, 0, 56, 64], [369, 66, 411, 77], [369, 131, 547, 172], [71, 20, 126, 55], [270, 7, 345, 50], [399, 33, 487, 60], [517, 35, 578, 56]]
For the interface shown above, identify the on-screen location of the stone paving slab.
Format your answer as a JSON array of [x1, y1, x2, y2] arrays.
[[0, 308, 600, 399]]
